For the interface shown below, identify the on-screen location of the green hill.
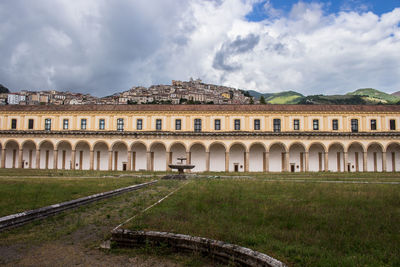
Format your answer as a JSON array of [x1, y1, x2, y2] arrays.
[[298, 95, 366, 105], [247, 90, 303, 104], [347, 88, 400, 104]]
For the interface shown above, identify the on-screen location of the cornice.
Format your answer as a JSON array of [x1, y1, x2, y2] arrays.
[[1, 130, 400, 138]]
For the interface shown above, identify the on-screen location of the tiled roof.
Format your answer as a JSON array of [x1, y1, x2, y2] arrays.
[[1, 104, 400, 112]]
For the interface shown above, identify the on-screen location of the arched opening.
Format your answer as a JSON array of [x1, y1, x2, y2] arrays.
[[22, 141, 37, 169], [57, 141, 72, 170], [229, 143, 246, 172], [308, 143, 326, 172], [269, 143, 286, 172], [367, 143, 383, 172], [39, 141, 54, 169], [131, 142, 147, 171], [249, 143, 266, 172], [170, 143, 186, 165], [5, 140, 19, 168], [386, 143, 400, 172], [347, 143, 365, 172], [150, 143, 167, 171], [328, 143, 345, 172], [112, 142, 128, 171], [289, 143, 306, 172], [209, 143, 226, 172], [93, 142, 109, 171], [75, 142, 91, 170], [190, 143, 206, 172]]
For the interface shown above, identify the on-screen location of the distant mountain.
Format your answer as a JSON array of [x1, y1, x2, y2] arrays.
[[247, 88, 400, 105], [347, 88, 400, 104], [247, 90, 303, 104], [0, 84, 10, 93], [298, 95, 366, 105], [391, 91, 400, 97]]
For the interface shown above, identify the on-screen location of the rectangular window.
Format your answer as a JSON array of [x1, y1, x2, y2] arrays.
[[332, 119, 338, 130], [351, 119, 358, 133], [370, 119, 377, 130], [63, 119, 69, 130], [81, 119, 87, 130], [99, 119, 105, 130], [175, 119, 181, 130], [254, 119, 260, 130], [214, 119, 221, 130], [194, 119, 202, 132], [293, 119, 300, 130], [390, 119, 396, 130], [273, 119, 281, 132], [44, 118, 51, 131], [137, 119, 142, 130], [11, 119, 17, 129], [313, 119, 319, 130], [28, 119, 34, 130], [156, 119, 162, 130], [117, 118, 124, 131], [234, 119, 240, 130]]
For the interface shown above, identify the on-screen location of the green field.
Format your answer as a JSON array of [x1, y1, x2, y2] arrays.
[[0, 176, 151, 217], [129, 178, 400, 266]]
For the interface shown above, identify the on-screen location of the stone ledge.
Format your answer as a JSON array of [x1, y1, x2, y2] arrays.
[[111, 229, 287, 267], [0, 180, 157, 232]]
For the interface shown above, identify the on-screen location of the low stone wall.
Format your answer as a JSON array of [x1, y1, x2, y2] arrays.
[[0, 180, 157, 232], [111, 229, 287, 267]]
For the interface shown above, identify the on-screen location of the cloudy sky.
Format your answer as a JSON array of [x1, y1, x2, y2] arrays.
[[0, 0, 399, 96]]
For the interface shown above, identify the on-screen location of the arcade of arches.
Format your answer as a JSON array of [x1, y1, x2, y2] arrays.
[[1, 137, 399, 172]]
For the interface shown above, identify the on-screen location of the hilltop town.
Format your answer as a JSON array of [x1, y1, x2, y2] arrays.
[[1, 79, 252, 105]]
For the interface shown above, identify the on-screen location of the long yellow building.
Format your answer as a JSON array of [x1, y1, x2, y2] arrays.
[[1, 104, 399, 173]]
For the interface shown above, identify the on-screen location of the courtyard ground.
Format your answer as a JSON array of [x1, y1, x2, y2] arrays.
[[0, 170, 399, 266]]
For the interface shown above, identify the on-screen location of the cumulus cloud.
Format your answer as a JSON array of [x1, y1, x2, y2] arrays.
[[0, 0, 399, 96]]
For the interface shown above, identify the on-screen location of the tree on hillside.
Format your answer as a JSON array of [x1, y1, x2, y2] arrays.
[[0, 84, 10, 93], [249, 97, 254, 104], [259, 95, 266, 104]]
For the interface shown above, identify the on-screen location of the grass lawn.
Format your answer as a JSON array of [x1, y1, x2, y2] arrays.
[[0, 176, 152, 217], [129, 179, 400, 266]]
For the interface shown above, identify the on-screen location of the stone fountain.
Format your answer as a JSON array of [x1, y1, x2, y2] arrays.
[[162, 157, 195, 180]]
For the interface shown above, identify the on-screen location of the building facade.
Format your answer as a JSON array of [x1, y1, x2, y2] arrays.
[[0, 105, 399, 173]]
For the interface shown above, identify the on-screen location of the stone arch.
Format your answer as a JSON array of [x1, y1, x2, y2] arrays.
[[228, 142, 248, 152], [92, 140, 110, 151], [74, 141, 91, 170], [288, 142, 306, 172], [4, 140, 20, 168], [367, 142, 384, 172], [386, 142, 400, 172], [209, 142, 226, 172], [169, 142, 187, 165], [112, 141, 128, 171], [347, 142, 365, 172], [190, 142, 206, 172], [4, 139, 21, 150], [73, 140, 92, 151], [57, 141, 73, 170], [229, 143, 246, 172], [130, 141, 147, 171], [308, 142, 326, 172], [38, 140, 55, 169], [328, 142, 345, 172], [21, 140, 37, 169], [306, 142, 327, 153], [168, 142, 187, 153], [269, 142, 287, 172], [189, 141, 207, 151], [249, 142, 266, 172], [38, 140, 55, 151], [150, 142, 167, 171], [208, 141, 227, 153]]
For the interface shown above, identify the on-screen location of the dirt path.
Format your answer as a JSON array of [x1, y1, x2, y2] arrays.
[[0, 181, 200, 266]]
